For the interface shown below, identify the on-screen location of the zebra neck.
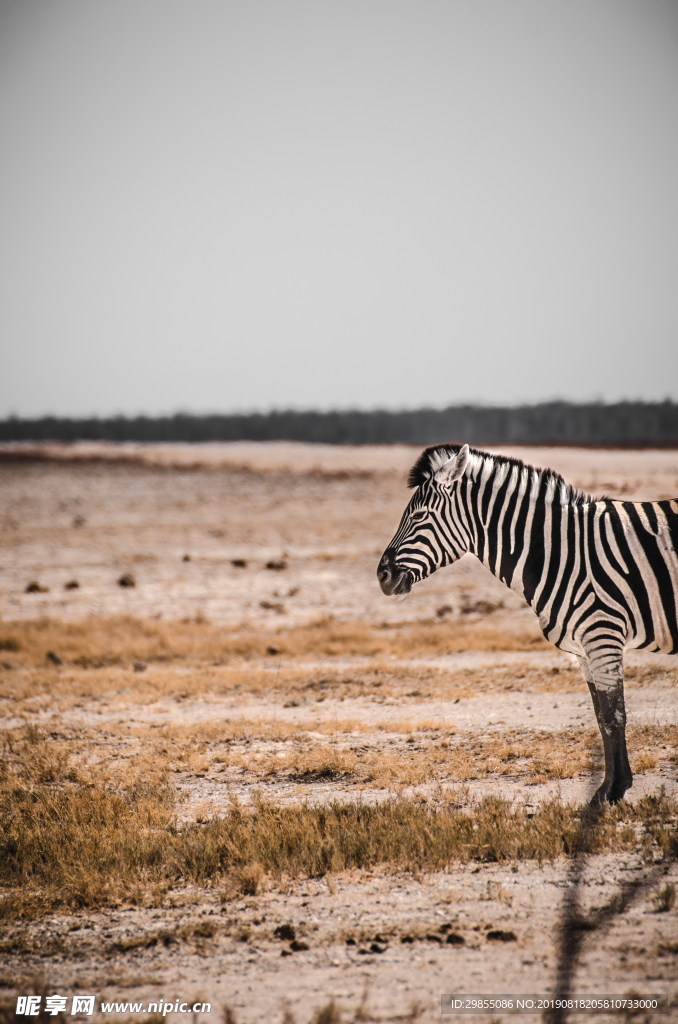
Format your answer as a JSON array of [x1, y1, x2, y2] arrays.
[[462, 457, 587, 604]]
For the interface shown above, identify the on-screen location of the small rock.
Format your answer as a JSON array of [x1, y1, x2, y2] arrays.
[[446, 933, 465, 945], [280, 949, 292, 957], [64, 580, 80, 590], [25, 581, 48, 594], [369, 943, 386, 954], [266, 645, 283, 656], [117, 574, 136, 588], [133, 662, 147, 673], [289, 939, 309, 952], [46, 651, 62, 666], [400, 935, 415, 944], [426, 934, 443, 943], [72, 516, 86, 528], [182, 554, 191, 562], [345, 937, 356, 946], [273, 924, 296, 941], [231, 559, 247, 568], [265, 559, 287, 571], [260, 600, 284, 613], [487, 929, 517, 942]]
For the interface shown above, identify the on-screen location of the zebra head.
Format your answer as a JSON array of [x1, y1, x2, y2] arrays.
[[377, 444, 471, 596]]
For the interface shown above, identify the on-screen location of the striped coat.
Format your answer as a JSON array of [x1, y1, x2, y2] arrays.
[[378, 444, 678, 803]]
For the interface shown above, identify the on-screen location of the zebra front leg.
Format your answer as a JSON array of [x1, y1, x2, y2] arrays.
[[578, 652, 632, 805]]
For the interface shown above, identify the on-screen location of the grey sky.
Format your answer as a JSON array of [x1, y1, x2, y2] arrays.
[[1, 0, 677, 418]]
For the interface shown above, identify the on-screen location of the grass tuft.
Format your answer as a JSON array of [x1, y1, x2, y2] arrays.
[[1, 766, 675, 919]]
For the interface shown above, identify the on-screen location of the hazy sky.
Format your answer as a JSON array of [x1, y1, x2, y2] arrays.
[[1, 0, 677, 417]]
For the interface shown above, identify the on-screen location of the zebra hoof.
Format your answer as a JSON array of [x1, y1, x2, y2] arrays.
[[590, 775, 632, 806], [608, 774, 633, 804]]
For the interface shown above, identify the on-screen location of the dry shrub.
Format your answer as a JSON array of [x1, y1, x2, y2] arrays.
[[275, 747, 361, 783], [234, 862, 267, 896], [109, 918, 220, 953], [0, 725, 79, 785], [653, 883, 676, 913], [311, 1001, 342, 1024], [634, 752, 659, 772]]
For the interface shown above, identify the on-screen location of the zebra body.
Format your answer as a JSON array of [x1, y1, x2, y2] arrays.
[[377, 444, 678, 803]]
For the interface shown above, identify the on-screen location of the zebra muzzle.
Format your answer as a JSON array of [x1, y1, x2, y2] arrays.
[[377, 551, 413, 596]]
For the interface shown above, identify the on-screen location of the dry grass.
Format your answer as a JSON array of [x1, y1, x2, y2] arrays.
[[3, 719, 675, 800], [2, 619, 673, 712], [1, 728, 675, 919], [2, 659, 672, 711], [89, 717, 678, 785], [229, 724, 678, 787], [0, 660, 571, 705], [3, 784, 674, 919], [0, 660, 451, 703], [0, 614, 549, 669]]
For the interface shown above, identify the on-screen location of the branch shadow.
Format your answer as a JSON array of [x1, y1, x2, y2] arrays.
[[545, 755, 675, 1024]]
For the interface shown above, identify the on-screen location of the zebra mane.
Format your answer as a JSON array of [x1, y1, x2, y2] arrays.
[[407, 444, 593, 506]]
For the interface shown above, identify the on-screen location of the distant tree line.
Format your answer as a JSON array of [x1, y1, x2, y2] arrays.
[[1, 401, 677, 447]]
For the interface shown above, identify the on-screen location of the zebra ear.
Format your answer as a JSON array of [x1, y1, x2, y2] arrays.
[[434, 444, 470, 487]]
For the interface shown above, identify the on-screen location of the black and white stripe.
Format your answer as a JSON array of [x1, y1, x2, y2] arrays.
[[377, 444, 678, 804]]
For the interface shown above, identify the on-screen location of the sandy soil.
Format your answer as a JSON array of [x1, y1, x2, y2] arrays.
[[0, 444, 676, 1023]]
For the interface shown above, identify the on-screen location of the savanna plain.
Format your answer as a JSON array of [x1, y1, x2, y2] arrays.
[[0, 442, 676, 1024]]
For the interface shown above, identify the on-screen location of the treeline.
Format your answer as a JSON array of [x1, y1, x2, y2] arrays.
[[1, 401, 677, 446]]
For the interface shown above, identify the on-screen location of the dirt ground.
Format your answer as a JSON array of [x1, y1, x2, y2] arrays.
[[0, 443, 676, 1024]]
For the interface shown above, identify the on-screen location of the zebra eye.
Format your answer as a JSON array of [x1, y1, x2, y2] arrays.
[[411, 509, 428, 523]]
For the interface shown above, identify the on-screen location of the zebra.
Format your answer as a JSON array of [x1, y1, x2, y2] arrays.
[[377, 443, 678, 804]]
